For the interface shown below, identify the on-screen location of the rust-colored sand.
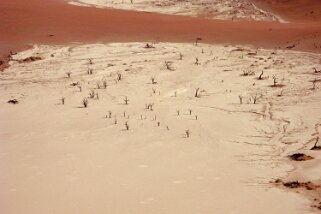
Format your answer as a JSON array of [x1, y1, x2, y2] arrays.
[[254, 0, 321, 22], [0, 0, 320, 62]]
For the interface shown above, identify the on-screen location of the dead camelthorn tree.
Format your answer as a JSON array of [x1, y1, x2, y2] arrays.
[[177, 110, 180, 116], [195, 57, 199, 65], [61, 97, 65, 105], [242, 70, 255, 76], [123, 96, 129, 105], [151, 77, 157, 84], [252, 94, 258, 104], [117, 73, 122, 81], [82, 98, 88, 108], [103, 80, 107, 89], [87, 68, 93, 75], [195, 88, 200, 98], [313, 67, 321, 73], [185, 130, 190, 138], [89, 90, 95, 99], [238, 95, 243, 104], [78, 85, 82, 92], [195, 115, 198, 120], [157, 121, 160, 127], [189, 109, 192, 115], [152, 88, 156, 94], [97, 82, 101, 89], [165, 61, 174, 71], [108, 111, 112, 118], [312, 78, 318, 90], [114, 118, 117, 125], [277, 90, 284, 97], [147, 103, 154, 111], [88, 58, 93, 65], [258, 71, 264, 80], [272, 75, 278, 87], [144, 43, 154, 48], [66, 72, 71, 78], [179, 53, 183, 60], [195, 37, 202, 46], [96, 92, 99, 100], [125, 122, 129, 130]]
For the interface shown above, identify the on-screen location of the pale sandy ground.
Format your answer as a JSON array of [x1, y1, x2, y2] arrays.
[[67, 0, 284, 21], [0, 42, 320, 213]]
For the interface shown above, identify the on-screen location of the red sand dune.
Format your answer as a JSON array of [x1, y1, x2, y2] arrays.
[[253, 0, 321, 22], [0, 0, 321, 70]]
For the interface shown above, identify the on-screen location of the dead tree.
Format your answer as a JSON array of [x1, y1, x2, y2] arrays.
[[312, 78, 318, 90], [272, 75, 278, 87], [88, 58, 93, 65], [238, 95, 243, 104], [117, 73, 122, 81], [144, 43, 154, 48], [66, 72, 71, 78], [189, 109, 192, 115], [78, 85, 82, 92], [195, 57, 199, 65], [252, 95, 258, 104], [242, 70, 255, 76], [177, 110, 180, 116], [313, 67, 321, 73], [195, 88, 200, 98], [165, 61, 173, 71], [151, 77, 157, 84], [89, 90, 95, 99], [97, 82, 101, 89], [123, 96, 129, 105], [103, 80, 107, 89], [149, 103, 154, 111], [195, 37, 202, 46], [87, 68, 93, 75], [179, 53, 183, 60], [277, 90, 284, 97], [125, 122, 129, 130], [185, 130, 190, 138], [258, 71, 264, 80], [108, 111, 112, 118], [82, 98, 88, 108], [61, 97, 65, 105]]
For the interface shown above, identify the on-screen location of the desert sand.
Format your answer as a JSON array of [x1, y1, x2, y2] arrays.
[[1, 42, 321, 213], [1, 0, 321, 213]]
